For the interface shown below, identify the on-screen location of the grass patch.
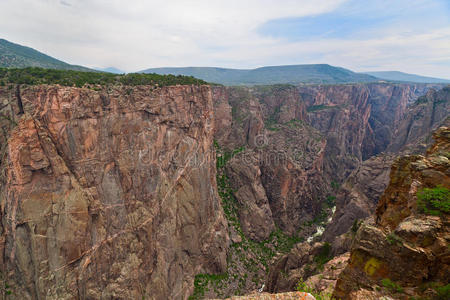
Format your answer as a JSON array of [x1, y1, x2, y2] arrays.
[[417, 185, 450, 216], [386, 233, 402, 245], [381, 278, 404, 294], [188, 273, 229, 300], [297, 279, 332, 300]]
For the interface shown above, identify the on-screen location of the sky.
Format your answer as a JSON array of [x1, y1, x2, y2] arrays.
[[0, 0, 449, 78]]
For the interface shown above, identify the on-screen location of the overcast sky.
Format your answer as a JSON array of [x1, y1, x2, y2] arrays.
[[0, 0, 449, 78]]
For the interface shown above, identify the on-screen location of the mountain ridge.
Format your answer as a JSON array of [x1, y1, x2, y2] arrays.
[[140, 64, 380, 85], [364, 70, 450, 83], [0, 38, 92, 71]]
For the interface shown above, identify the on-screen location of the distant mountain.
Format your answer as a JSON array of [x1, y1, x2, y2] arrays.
[[95, 67, 124, 74], [140, 64, 380, 85], [364, 71, 450, 84], [0, 38, 92, 71]]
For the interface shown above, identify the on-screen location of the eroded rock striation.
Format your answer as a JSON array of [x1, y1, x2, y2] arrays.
[[0, 85, 229, 299]]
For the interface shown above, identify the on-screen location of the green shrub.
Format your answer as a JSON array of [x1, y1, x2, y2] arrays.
[[435, 284, 450, 299], [325, 195, 336, 207], [314, 242, 332, 269], [381, 278, 404, 293], [296, 279, 331, 300], [351, 219, 361, 234], [330, 181, 340, 190], [386, 233, 402, 245], [417, 186, 450, 216], [307, 104, 334, 112], [0, 67, 207, 87]]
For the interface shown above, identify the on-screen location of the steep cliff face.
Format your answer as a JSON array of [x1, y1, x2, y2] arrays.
[[321, 154, 395, 246], [333, 127, 450, 300], [299, 83, 439, 181], [213, 85, 327, 236], [299, 84, 371, 181], [322, 85, 450, 251], [388, 86, 450, 154], [0, 85, 229, 299]]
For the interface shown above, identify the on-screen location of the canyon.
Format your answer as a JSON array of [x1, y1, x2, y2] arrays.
[[0, 81, 448, 299]]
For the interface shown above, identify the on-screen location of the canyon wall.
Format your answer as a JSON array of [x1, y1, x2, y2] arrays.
[[322, 85, 450, 250], [0, 81, 446, 299], [213, 85, 328, 237], [333, 127, 450, 300], [0, 85, 229, 299]]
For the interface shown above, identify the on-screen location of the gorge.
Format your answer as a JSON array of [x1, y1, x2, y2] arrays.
[[0, 77, 448, 299]]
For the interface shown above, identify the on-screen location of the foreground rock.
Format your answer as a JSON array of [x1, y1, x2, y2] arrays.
[[0, 85, 229, 299], [211, 291, 316, 300], [333, 127, 450, 300]]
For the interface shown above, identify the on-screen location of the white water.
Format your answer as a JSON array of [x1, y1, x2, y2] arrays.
[[306, 206, 336, 243]]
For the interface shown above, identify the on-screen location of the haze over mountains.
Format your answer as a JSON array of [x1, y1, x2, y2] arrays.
[[0, 38, 92, 71], [1, 38, 449, 85], [364, 71, 450, 84], [140, 65, 378, 85]]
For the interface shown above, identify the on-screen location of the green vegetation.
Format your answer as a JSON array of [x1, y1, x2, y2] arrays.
[[415, 96, 429, 104], [141, 64, 379, 86], [0, 38, 91, 71], [307, 104, 335, 112], [2, 282, 12, 296], [386, 233, 402, 245], [286, 119, 304, 128], [0, 67, 207, 87], [264, 106, 281, 131], [436, 284, 450, 299], [417, 186, 450, 216], [189, 273, 229, 300], [330, 180, 340, 190], [296, 279, 332, 300], [418, 282, 450, 299], [325, 195, 336, 208], [381, 278, 404, 294], [313, 242, 332, 270], [189, 142, 304, 299], [351, 219, 362, 234]]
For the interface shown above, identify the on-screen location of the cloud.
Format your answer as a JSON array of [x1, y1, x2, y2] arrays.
[[0, 0, 449, 78]]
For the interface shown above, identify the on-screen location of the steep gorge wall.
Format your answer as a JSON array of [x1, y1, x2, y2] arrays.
[[212, 85, 328, 237], [298, 83, 438, 181], [0, 85, 229, 299], [322, 85, 450, 250], [333, 127, 450, 300]]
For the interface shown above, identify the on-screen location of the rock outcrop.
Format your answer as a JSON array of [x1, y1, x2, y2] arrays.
[[0, 85, 229, 299], [333, 127, 450, 300]]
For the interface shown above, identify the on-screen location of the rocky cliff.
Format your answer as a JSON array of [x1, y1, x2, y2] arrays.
[[0, 84, 229, 299], [333, 127, 450, 300], [0, 80, 445, 300], [299, 83, 440, 181], [322, 85, 450, 252], [213, 85, 327, 237]]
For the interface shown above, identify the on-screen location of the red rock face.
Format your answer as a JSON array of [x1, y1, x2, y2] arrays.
[[212, 86, 327, 237], [299, 83, 440, 180], [0, 85, 229, 299], [333, 127, 450, 300]]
